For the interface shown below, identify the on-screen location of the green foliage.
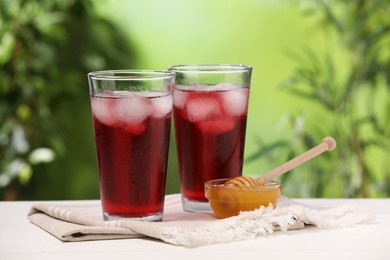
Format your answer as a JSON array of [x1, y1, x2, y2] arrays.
[[246, 0, 390, 197], [0, 0, 134, 200], [2, 0, 388, 200]]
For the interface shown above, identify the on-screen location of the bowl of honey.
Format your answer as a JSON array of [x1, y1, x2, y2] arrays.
[[205, 178, 281, 219]]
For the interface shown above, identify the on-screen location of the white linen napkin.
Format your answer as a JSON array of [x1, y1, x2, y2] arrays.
[[27, 194, 373, 247]]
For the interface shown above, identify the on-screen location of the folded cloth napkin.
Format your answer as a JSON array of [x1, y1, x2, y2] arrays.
[[28, 194, 373, 247]]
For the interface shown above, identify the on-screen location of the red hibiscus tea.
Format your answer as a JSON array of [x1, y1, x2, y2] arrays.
[[170, 64, 252, 212], [88, 71, 174, 221], [174, 86, 249, 202]]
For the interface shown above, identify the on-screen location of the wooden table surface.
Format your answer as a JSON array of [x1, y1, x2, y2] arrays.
[[1, 197, 389, 260]]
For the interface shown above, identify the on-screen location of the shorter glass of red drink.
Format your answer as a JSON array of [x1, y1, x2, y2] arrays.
[[169, 64, 252, 212], [88, 70, 174, 221]]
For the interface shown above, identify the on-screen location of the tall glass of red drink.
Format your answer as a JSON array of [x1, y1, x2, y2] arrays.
[[169, 64, 252, 212], [88, 70, 174, 221]]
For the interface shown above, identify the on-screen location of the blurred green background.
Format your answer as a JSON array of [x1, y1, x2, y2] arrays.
[[1, 0, 389, 200]]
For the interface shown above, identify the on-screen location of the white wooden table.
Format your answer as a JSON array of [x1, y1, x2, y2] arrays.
[[1, 197, 389, 260]]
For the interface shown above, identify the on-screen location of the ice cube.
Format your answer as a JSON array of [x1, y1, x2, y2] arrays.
[[150, 94, 172, 118], [91, 96, 117, 126], [196, 119, 236, 135], [186, 97, 221, 122], [221, 88, 249, 117], [113, 95, 151, 126], [124, 123, 146, 135], [173, 88, 187, 109]]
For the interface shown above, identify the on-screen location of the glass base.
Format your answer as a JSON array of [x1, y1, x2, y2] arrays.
[[181, 196, 212, 213], [103, 211, 163, 222]]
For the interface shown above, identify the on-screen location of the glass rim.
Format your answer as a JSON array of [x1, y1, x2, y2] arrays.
[[169, 64, 252, 73], [88, 70, 175, 80]]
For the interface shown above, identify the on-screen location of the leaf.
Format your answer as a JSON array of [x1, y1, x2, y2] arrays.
[[18, 162, 32, 185], [0, 32, 15, 64], [317, 0, 343, 33], [244, 141, 288, 164], [28, 148, 55, 164]]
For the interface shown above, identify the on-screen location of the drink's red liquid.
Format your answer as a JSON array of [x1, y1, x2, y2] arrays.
[[173, 86, 249, 202], [91, 91, 171, 218]]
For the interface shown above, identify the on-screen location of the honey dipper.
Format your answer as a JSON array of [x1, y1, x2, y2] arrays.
[[224, 136, 337, 187]]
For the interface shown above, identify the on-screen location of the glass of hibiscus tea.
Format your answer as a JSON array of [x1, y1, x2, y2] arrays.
[[88, 70, 174, 221], [169, 64, 252, 212]]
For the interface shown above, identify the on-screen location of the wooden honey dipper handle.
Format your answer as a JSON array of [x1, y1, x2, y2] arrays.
[[255, 137, 336, 185]]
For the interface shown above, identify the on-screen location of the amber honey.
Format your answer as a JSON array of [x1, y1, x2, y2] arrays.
[[205, 178, 281, 219]]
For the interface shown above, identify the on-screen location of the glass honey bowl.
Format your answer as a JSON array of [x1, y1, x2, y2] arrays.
[[204, 178, 281, 219]]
